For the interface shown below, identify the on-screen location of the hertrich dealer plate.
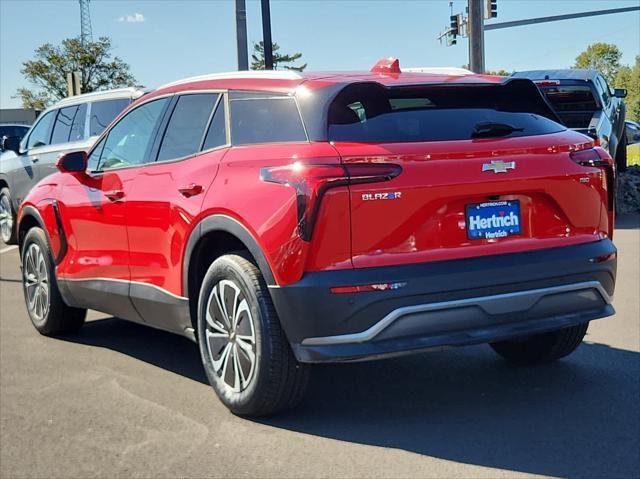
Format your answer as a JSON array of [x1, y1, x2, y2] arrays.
[[466, 200, 521, 239]]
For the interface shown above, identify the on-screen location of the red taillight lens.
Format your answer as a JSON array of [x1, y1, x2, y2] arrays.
[[261, 162, 401, 240], [570, 148, 616, 212]]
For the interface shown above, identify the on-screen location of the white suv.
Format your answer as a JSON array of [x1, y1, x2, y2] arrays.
[[0, 88, 144, 243]]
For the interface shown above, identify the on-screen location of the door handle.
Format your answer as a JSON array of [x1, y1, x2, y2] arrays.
[[178, 183, 203, 198], [31, 156, 39, 163], [104, 189, 125, 202]]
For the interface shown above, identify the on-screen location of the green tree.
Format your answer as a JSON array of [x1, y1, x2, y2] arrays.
[[486, 69, 512, 76], [15, 36, 137, 110], [251, 41, 307, 72], [615, 55, 640, 122], [574, 42, 622, 84]]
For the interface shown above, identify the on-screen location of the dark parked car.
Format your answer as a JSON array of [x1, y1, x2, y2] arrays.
[[512, 69, 628, 171], [0, 124, 30, 151], [625, 120, 640, 145]]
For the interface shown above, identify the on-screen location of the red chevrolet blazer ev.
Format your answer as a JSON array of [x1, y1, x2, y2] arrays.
[[17, 60, 617, 416]]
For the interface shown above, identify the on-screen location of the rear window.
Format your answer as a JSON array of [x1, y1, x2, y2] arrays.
[[539, 85, 598, 112], [90, 98, 130, 136], [328, 83, 565, 143], [230, 97, 307, 145]]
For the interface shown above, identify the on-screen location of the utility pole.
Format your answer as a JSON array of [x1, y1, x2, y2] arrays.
[[261, 0, 274, 70], [467, 0, 485, 73], [235, 0, 249, 70]]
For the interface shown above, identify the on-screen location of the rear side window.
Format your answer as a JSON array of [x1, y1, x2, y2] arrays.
[[90, 98, 130, 136], [202, 99, 227, 150], [328, 83, 564, 143], [230, 97, 306, 145], [50, 103, 87, 145], [157, 93, 219, 161]]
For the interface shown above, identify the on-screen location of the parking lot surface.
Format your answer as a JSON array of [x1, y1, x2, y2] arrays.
[[1, 216, 638, 479]]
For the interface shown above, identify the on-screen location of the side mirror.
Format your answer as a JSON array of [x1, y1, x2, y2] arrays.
[[2, 136, 21, 154], [56, 150, 87, 173], [614, 88, 627, 98]]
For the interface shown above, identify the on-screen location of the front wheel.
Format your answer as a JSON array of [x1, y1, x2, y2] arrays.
[[197, 253, 309, 417], [21, 227, 86, 335], [0, 187, 17, 244], [490, 323, 588, 365]]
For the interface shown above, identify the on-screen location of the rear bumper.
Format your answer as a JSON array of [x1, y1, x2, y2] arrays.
[[269, 240, 616, 363]]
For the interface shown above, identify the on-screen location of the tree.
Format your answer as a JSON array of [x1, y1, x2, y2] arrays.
[[486, 69, 512, 76], [615, 55, 640, 122], [251, 41, 307, 72], [15, 36, 137, 110], [574, 42, 622, 84]]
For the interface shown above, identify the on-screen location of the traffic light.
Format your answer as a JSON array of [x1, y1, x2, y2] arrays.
[[450, 14, 460, 36], [486, 0, 497, 18]]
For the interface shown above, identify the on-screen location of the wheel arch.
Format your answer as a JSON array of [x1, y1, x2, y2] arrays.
[[183, 214, 277, 331]]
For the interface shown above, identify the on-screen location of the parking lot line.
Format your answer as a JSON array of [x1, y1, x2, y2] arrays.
[[0, 245, 18, 254]]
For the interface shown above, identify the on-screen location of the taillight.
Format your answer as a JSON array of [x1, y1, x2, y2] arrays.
[[261, 161, 401, 240], [570, 147, 615, 212]]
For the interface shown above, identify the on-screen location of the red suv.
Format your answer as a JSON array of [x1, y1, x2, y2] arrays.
[[17, 61, 617, 416]]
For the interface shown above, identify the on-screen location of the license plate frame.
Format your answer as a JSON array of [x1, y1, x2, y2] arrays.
[[465, 200, 522, 240]]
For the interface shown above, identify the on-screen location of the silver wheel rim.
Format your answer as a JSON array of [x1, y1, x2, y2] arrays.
[[24, 243, 49, 321], [0, 194, 13, 243], [205, 279, 257, 393]]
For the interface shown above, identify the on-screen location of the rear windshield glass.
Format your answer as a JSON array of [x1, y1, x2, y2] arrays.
[[539, 85, 598, 112], [328, 83, 565, 143], [230, 97, 307, 145]]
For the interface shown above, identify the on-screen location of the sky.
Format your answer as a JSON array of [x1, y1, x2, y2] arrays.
[[1, 0, 639, 109]]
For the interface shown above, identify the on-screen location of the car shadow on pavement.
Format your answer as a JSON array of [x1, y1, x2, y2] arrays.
[[62, 318, 639, 478]]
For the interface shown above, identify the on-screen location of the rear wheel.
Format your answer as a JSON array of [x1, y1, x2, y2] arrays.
[[197, 253, 309, 417], [21, 227, 86, 335], [0, 187, 17, 244], [490, 323, 588, 365]]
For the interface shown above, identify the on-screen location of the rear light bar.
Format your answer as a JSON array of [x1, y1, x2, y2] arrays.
[[261, 162, 401, 241], [534, 80, 561, 86], [570, 147, 615, 212], [330, 282, 407, 294]]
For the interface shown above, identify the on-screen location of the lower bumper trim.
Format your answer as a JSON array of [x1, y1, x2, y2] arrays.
[[301, 281, 612, 347]]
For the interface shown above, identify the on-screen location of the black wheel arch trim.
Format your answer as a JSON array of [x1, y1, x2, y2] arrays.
[[19, 203, 67, 265], [183, 214, 277, 297]]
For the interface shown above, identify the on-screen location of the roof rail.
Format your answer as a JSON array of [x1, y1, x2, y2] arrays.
[[159, 70, 304, 89]]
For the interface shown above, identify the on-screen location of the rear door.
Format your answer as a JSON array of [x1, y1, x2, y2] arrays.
[[327, 83, 608, 269], [125, 92, 228, 332]]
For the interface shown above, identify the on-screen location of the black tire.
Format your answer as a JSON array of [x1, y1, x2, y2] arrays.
[[615, 132, 628, 173], [197, 253, 309, 417], [0, 187, 17, 244], [490, 322, 588, 365], [21, 227, 86, 335]]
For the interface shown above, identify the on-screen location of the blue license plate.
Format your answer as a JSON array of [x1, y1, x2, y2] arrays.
[[465, 200, 521, 240]]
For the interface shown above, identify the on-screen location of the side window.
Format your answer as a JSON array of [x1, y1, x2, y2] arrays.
[[50, 105, 79, 145], [25, 110, 56, 149], [202, 99, 227, 150], [89, 98, 130, 136], [97, 98, 169, 171], [230, 97, 307, 145], [69, 103, 87, 142], [597, 76, 610, 106], [157, 93, 219, 162]]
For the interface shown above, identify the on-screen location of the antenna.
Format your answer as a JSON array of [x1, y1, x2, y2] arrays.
[[79, 0, 93, 44]]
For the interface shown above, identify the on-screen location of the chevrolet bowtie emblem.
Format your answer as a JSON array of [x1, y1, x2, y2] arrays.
[[482, 160, 516, 173]]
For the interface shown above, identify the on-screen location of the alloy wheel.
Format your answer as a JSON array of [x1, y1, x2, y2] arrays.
[[24, 243, 49, 321], [0, 194, 13, 244], [205, 279, 257, 393]]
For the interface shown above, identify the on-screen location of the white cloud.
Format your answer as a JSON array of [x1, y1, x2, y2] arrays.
[[118, 13, 146, 23]]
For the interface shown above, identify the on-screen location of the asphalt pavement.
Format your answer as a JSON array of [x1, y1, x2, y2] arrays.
[[1, 216, 638, 479]]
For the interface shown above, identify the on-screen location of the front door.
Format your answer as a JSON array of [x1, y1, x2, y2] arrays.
[[56, 96, 171, 322]]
